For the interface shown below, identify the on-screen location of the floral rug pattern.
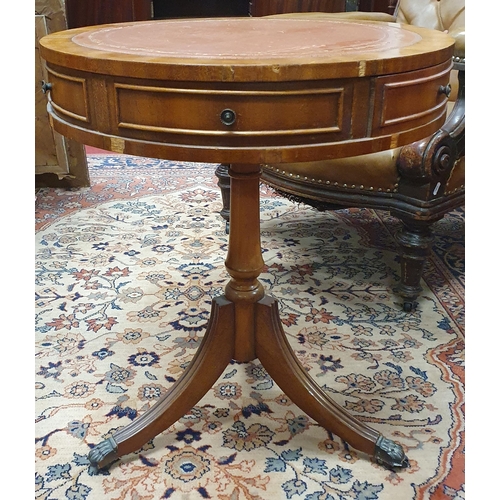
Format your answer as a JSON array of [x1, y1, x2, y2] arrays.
[[35, 155, 464, 500]]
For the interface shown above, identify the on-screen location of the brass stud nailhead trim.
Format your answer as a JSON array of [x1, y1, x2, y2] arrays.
[[265, 164, 408, 193]]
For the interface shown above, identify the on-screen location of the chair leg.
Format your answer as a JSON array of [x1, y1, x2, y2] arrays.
[[394, 218, 435, 311], [215, 163, 231, 233]]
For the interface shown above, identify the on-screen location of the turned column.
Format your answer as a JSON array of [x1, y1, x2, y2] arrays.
[[224, 163, 265, 361]]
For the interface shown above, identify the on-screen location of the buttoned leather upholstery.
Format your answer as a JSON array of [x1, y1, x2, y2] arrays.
[[398, 0, 464, 36]]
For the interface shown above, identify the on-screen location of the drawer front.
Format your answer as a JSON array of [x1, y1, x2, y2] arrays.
[[112, 81, 355, 147], [371, 59, 453, 137], [46, 68, 89, 123]]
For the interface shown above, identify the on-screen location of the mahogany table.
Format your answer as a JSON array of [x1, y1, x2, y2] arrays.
[[39, 17, 454, 470]]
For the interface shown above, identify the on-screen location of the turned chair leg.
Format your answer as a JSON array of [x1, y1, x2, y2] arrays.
[[215, 164, 231, 233], [394, 218, 435, 311]]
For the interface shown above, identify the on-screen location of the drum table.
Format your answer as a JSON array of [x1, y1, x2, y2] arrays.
[[39, 17, 454, 470]]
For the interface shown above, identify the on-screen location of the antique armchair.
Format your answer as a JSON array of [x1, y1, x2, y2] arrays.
[[216, 0, 465, 311]]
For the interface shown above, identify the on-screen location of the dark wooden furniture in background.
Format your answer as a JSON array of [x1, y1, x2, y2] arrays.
[[250, 0, 345, 16], [153, 0, 249, 18], [358, 0, 399, 15], [65, 0, 151, 28], [40, 16, 454, 471], [63, 0, 397, 28]]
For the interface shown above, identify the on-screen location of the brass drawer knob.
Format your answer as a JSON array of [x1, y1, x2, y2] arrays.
[[220, 109, 236, 126], [41, 81, 53, 94], [438, 84, 451, 98]]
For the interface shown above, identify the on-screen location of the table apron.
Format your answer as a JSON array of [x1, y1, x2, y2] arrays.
[[45, 59, 452, 164]]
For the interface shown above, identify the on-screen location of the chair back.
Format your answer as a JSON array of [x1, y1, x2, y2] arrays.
[[396, 0, 465, 31]]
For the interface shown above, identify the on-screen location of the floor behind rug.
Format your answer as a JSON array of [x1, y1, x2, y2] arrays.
[[35, 155, 464, 500]]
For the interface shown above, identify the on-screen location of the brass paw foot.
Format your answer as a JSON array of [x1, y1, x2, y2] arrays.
[[88, 436, 118, 470], [374, 435, 410, 469]]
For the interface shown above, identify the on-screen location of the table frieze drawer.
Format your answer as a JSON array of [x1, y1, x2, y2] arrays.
[[46, 68, 90, 123], [112, 82, 355, 146], [371, 60, 453, 136]]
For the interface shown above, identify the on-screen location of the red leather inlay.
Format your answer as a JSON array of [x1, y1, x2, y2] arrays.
[[72, 18, 422, 60]]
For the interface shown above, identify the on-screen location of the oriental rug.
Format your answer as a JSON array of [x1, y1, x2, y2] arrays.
[[35, 155, 464, 500]]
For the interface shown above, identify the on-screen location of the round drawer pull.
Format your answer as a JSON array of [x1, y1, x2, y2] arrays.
[[41, 81, 53, 94], [220, 109, 236, 126], [438, 84, 451, 98]]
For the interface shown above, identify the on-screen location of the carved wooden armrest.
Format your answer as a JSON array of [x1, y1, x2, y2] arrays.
[[397, 65, 464, 185]]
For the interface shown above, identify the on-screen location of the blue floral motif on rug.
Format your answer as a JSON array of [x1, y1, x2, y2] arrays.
[[35, 155, 464, 500]]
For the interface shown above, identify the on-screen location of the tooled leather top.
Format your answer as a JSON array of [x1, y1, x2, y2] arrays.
[[72, 18, 422, 60]]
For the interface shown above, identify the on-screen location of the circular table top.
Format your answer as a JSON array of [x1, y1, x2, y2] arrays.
[[40, 17, 454, 82]]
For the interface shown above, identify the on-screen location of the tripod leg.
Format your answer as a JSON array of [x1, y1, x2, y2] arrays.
[[255, 296, 409, 468], [88, 296, 235, 469]]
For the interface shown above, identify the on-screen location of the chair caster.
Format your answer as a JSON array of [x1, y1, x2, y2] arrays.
[[225, 221, 230, 235]]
